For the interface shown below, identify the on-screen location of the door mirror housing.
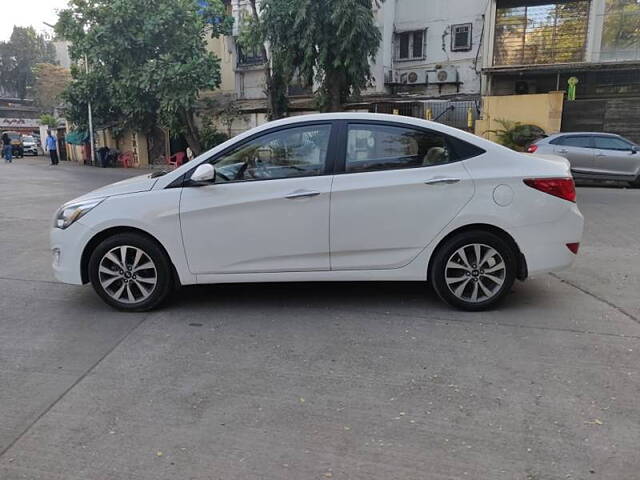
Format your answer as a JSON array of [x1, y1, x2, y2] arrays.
[[190, 163, 216, 183], [631, 145, 638, 154]]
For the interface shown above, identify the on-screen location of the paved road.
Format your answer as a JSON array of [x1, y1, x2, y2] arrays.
[[1, 157, 639, 480]]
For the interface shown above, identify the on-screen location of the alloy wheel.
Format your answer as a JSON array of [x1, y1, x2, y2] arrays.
[[444, 243, 506, 303], [98, 245, 157, 304]]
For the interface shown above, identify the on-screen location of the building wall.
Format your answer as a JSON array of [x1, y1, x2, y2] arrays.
[[475, 91, 564, 141], [386, 0, 485, 96], [205, 35, 236, 95]]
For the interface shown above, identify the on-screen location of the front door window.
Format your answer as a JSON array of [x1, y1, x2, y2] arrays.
[[211, 124, 332, 183]]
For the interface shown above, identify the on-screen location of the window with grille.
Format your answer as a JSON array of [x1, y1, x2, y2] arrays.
[[395, 30, 427, 60], [451, 23, 472, 51], [493, 0, 590, 66]]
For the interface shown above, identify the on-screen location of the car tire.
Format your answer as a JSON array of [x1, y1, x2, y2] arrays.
[[88, 233, 173, 312], [430, 230, 517, 311]]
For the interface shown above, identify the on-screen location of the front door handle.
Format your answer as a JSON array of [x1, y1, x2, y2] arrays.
[[595, 152, 606, 157], [285, 190, 321, 199], [424, 177, 460, 185]]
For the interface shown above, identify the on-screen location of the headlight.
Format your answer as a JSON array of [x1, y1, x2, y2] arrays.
[[54, 198, 104, 229]]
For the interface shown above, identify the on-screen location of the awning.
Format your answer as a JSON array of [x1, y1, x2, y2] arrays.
[[65, 130, 88, 145]]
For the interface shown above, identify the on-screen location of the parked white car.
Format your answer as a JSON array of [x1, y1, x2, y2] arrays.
[[50, 113, 583, 311]]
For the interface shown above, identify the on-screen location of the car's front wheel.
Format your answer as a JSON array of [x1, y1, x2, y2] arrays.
[[88, 233, 173, 311], [430, 230, 517, 311]]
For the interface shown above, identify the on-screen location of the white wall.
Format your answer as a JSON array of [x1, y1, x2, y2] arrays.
[[388, 0, 486, 96]]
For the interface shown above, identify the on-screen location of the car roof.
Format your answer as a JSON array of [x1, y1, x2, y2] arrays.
[[155, 112, 506, 188], [546, 132, 623, 138]]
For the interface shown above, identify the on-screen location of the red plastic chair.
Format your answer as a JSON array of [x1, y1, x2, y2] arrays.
[[167, 151, 186, 169], [117, 151, 135, 168]]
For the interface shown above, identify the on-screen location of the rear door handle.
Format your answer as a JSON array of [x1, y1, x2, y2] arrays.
[[285, 190, 321, 199], [558, 149, 568, 154], [595, 152, 606, 157], [424, 177, 460, 185]]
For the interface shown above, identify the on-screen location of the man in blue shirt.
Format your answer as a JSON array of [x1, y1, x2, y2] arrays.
[[46, 131, 58, 165]]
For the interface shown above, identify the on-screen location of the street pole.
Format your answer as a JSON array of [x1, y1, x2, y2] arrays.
[[84, 55, 96, 165]]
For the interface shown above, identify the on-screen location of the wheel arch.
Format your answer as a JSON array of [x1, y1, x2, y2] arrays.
[[80, 226, 180, 286], [428, 223, 528, 281]]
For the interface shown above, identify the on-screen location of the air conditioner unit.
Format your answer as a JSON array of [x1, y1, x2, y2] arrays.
[[429, 66, 458, 84], [384, 69, 427, 85], [405, 69, 428, 85]]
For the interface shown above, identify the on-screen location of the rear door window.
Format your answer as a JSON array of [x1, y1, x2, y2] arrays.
[[345, 124, 454, 173], [559, 136, 594, 148]]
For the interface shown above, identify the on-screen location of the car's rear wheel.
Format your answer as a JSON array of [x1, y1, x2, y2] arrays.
[[430, 230, 517, 311], [88, 233, 173, 312]]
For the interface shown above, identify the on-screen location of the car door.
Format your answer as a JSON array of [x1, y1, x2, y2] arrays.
[[552, 135, 595, 175], [592, 135, 639, 178], [329, 121, 475, 271], [179, 122, 336, 275]]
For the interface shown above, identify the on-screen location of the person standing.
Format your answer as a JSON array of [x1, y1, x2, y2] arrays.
[[45, 131, 59, 165], [2, 132, 12, 163]]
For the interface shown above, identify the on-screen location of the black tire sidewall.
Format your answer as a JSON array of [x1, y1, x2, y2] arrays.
[[88, 233, 172, 312], [431, 231, 517, 311]]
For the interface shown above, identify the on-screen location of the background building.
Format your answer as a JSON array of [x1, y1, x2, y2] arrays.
[[480, 0, 640, 142]]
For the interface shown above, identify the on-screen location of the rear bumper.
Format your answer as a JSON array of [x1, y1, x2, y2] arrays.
[[514, 202, 584, 276]]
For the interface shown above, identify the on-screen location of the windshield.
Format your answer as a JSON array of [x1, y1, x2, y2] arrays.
[[22, 136, 35, 143]]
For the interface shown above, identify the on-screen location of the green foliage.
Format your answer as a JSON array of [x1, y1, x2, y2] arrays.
[[0, 26, 57, 99], [55, 0, 233, 153], [198, 118, 229, 151], [39, 113, 58, 129], [241, 0, 382, 114], [485, 119, 546, 151]]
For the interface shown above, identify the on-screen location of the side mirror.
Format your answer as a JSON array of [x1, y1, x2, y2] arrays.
[[190, 163, 215, 183], [631, 146, 638, 154]]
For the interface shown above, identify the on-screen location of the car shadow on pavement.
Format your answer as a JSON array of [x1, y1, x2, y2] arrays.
[[163, 280, 538, 316]]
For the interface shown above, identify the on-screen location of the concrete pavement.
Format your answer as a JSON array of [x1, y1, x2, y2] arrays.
[[0, 157, 638, 479]]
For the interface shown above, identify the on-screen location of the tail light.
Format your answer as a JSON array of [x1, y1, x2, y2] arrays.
[[566, 242, 580, 254], [527, 144, 538, 153], [524, 178, 576, 203]]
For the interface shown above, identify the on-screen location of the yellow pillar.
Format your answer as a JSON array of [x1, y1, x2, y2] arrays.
[[425, 108, 433, 120]]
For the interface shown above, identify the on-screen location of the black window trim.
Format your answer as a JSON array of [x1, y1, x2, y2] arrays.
[[170, 121, 339, 188], [334, 120, 486, 175]]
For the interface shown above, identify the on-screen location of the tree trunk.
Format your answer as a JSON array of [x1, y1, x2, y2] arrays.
[[181, 109, 202, 156], [323, 69, 346, 112], [249, 0, 286, 120]]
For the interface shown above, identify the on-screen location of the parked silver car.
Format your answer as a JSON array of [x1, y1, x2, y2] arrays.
[[529, 133, 639, 186]]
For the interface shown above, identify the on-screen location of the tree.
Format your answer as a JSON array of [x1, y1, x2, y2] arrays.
[[237, 0, 295, 119], [33, 63, 72, 113], [40, 113, 58, 130], [242, 0, 381, 113], [56, 0, 233, 155], [0, 27, 56, 99]]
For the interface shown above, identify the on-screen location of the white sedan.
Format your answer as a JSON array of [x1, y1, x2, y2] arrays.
[[50, 113, 583, 311]]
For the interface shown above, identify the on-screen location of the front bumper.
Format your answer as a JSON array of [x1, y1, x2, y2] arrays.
[[49, 221, 95, 285]]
